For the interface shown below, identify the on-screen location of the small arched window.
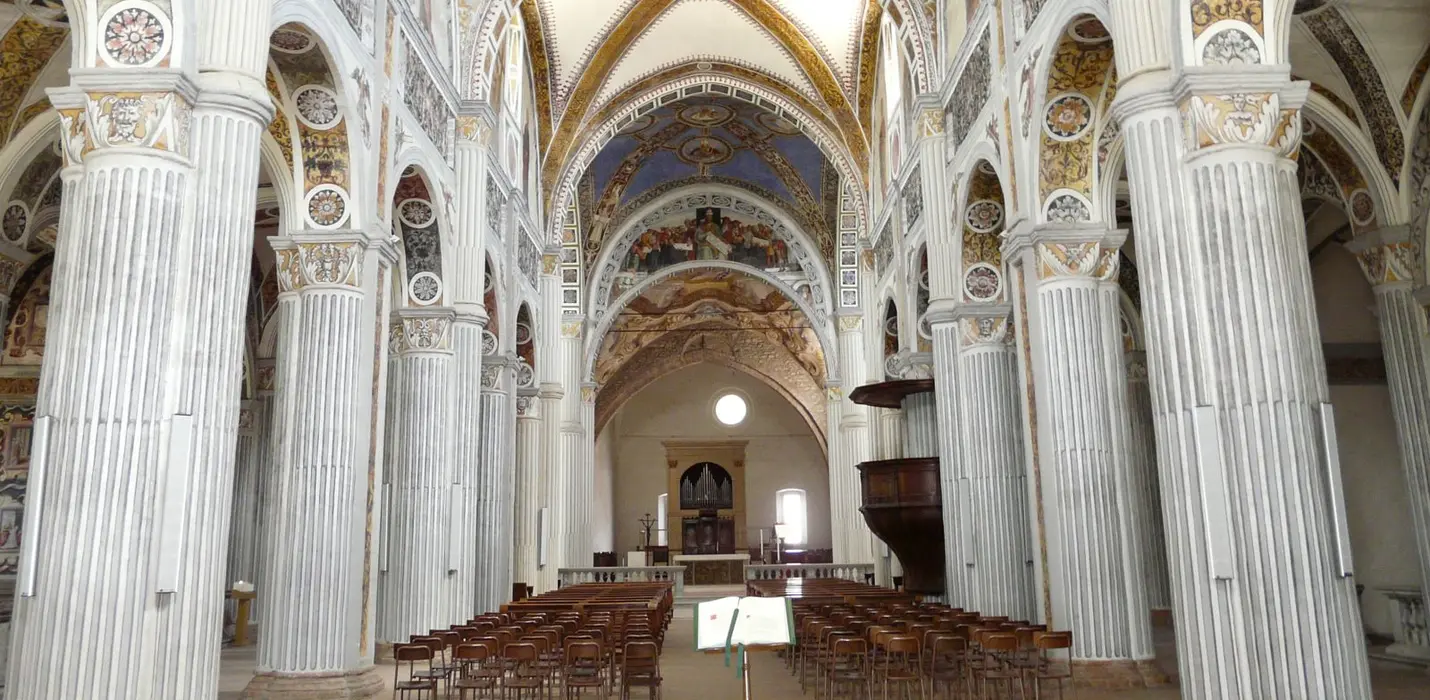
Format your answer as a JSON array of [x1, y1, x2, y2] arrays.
[[775, 488, 807, 546]]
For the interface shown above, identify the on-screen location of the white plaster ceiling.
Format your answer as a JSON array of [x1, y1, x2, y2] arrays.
[[537, 0, 868, 111], [1336, 0, 1430, 103], [766, 0, 866, 81], [536, 0, 641, 90], [593, 0, 821, 108]]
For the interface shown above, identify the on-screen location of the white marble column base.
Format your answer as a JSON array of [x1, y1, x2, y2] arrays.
[[241, 667, 385, 699]]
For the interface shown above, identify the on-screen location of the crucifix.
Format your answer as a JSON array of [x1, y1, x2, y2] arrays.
[[638, 512, 656, 549]]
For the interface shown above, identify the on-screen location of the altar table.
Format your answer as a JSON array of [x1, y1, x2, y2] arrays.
[[673, 552, 749, 585]]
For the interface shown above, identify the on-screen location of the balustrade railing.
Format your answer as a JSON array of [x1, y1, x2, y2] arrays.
[[558, 566, 687, 597], [745, 563, 875, 582], [1380, 587, 1430, 663]]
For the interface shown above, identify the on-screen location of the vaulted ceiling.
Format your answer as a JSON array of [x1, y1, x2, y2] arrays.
[[525, 0, 910, 203]]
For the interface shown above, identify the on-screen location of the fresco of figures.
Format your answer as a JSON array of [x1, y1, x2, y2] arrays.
[[614, 208, 791, 297]]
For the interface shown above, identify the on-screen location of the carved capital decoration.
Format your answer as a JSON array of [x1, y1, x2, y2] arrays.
[[1035, 241, 1106, 280], [1356, 241, 1422, 287], [837, 315, 863, 332], [237, 408, 255, 433], [561, 318, 583, 339], [541, 254, 559, 275], [0, 256, 24, 295], [960, 314, 1014, 346], [396, 314, 453, 352], [827, 386, 843, 402], [515, 394, 540, 417], [917, 107, 945, 137], [276, 241, 365, 291], [480, 362, 503, 390], [1183, 91, 1299, 157], [581, 384, 597, 403], [255, 363, 276, 393], [456, 115, 491, 145], [1126, 352, 1150, 383]]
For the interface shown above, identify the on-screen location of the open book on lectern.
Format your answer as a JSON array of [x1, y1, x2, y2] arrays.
[[694, 596, 795, 651]]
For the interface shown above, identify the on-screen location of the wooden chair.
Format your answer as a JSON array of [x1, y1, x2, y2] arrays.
[[1025, 631, 1073, 700], [453, 642, 500, 699], [878, 635, 924, 700], [826, 637, 872, 700], [972, 632, 1021, 700], [562, 640, 606, 699], [926, 635, 966, 700], [410, 636, 453, 695], [393, 643, 439, 700], [620, 640, 661, 700], [503, 641, 546, 700]]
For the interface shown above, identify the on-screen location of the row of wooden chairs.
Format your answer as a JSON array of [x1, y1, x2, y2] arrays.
[[393, 607, 668, 699], [787, 601, 1074, 700]]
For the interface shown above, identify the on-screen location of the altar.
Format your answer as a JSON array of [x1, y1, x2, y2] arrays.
[[672, 553, 749, 586]]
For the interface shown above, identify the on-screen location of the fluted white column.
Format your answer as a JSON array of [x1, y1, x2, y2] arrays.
[[1007, 225, 1154, 679], [1124, 352, 1170, 612], [448, 314, 487, 620], [835, 315, 877, 565], [934, 308, 1036, 621], [1112, 61, 1372, 696], [825, 384, 849, 561], [559, 317, 588, 570], [1347, 229, 1430, 626], [245, 235, 390, 698], [378, 310, 458, 644], [536, 381, 565, 593], [877, 408, 905, 460], [475, 353, 514, 612], [228, 394, 274, 624], [512, 389, 542, 591]]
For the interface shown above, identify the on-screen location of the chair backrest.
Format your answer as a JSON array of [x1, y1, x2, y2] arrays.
[[504, 641, 539, 662], [1033, 630, 1072, 651], [885, 635, 920, 655], [831, 637, 868, 658], [454, 643, 490, 662], [565, 640, 603, 663], [982, 632, 1019, 653], [395, 644, 433, 662]]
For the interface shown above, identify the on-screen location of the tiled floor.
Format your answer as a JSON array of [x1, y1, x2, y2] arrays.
[[218, 619, 1430, 699]]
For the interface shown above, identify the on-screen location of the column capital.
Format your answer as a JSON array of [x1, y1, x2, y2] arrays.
[[50, 69, 202, 165], [270, 232, 380, 292], [835, 312, 864, 333], [456, 103, 497, 146], [1344, 225, 1422, 289], [959, 313, 1015, 348], [1125, 350, 1150, 383], [193, 70, 275, 124], [912, 94, 945, 141], [516, 389, 541, 418], [825, 381, 844, 402], [255, 358, 277, 396], [538, 382, 565, 401], [393, 307, 457, 354], [1004, 221, 1125, 281]]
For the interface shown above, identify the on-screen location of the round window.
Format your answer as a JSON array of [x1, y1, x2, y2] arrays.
[[714, 393, 747, 426]]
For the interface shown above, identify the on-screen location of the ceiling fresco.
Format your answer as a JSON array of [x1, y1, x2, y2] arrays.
[[578, 94, 838, 261], [591, 267, 825, 387]]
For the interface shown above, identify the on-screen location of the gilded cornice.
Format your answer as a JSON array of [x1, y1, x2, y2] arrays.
[[520, 0, 554, 149], [854, 0, 881, 143]]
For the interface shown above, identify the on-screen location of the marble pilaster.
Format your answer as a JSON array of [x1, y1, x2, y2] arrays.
[[824, 385, 849, 561], [227, 392, 274, 624], [1111, 62, 1372, 696], [448, 314, 486, 621], [475, 351, 514, 613], [932, 306, 1036, 621], [244, 234, 390, 699], [512, 388, 542, 591], [1124, 352, 1171, 612], [559, 317, 588, 570], [378, 309, 458, 644], [1006, 224, 1154, 675], [835, 315, 877, 565], [536, 381, 565, 593], [1346, 228, 1430, 627]]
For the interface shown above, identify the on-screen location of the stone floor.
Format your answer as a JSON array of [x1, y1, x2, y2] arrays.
[[218, 619, 1430, 699]]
